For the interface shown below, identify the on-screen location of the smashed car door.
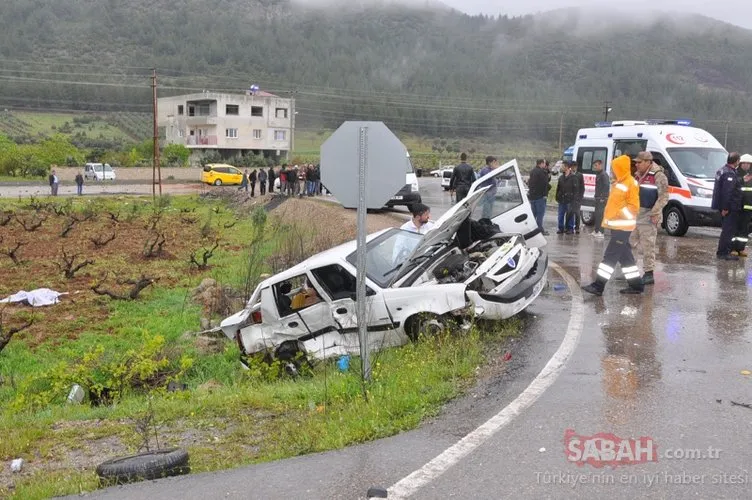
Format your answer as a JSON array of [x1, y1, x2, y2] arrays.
[[310, 264, 402, 351], [468, 159, 547, 248]]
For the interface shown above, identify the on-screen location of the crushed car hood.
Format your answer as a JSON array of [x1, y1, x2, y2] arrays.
[[389, 187, 488, 285]]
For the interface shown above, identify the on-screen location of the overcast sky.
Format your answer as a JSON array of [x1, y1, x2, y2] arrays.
[[442, 0, 752, 29]]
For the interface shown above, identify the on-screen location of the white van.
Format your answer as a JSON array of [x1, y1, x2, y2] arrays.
[[84, 162, 116, 181], [573, 120, 726, 236], [384, 151, 421, 210], [440, 167, 454, 190]]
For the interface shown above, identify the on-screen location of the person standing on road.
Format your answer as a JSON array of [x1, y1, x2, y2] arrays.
[[731, 153, 752, 257], [711, 152, 743, 261], [49, 169, 59, 196], [449, 152, 475, 202], [555, 162, 576, 234], [267, 166, 275, 193], [239, 169, 249, 192], [249, 169, 257, 197], [630, 151, 669, 285], [582, 155, 643, 296], [279, 164, 288, 195], [258, 168, 267, 196], [569, 160, 585, 234], [75, 171, 84, 196], [592, 159, 609, 239], [477, 156, 499, 219], [528, 159, 550, 235]]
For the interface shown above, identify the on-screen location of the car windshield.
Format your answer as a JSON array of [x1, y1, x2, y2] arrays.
[[345, 228, 423, 288], [667, 148, 727, 179], [103, 165, 113, 172]]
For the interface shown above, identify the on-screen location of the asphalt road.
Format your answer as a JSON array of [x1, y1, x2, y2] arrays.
[[61, 177, 751, 499]]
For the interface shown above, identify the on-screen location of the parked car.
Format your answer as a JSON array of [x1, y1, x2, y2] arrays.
[[201, 164, 244, 186], [440, 167, 454, 190], [220, 159, 548, 367], [83, 163, 116, 181]]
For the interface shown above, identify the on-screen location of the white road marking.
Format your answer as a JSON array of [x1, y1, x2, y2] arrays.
[[386, 262, 584, 499]]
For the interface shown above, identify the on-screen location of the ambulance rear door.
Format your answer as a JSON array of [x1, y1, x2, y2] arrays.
[[575, 140, 612, 215]]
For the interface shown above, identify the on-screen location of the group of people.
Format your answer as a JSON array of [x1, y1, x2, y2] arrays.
[[238, 163, 327, 198], [48, 169, 85, 196], [581, 151, 670, 295], [712, 152, 752, 260]]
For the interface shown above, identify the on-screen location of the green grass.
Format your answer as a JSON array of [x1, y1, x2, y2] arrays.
[[0, 193, 524, 498], [13, 112, 132, 142]]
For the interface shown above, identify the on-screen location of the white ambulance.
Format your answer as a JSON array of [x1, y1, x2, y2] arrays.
[[573, 119, 727, 236]]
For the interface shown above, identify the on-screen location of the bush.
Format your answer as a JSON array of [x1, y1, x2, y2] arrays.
[[11, 334, 194, 411]]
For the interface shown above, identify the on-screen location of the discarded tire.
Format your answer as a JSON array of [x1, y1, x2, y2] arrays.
[[96, 448, 190, 485]]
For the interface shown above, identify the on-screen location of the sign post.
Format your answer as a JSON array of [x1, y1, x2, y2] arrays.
[[321, 121, 408, 382]]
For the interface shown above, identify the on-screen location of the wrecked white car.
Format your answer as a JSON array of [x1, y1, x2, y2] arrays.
[[221, 159, 548, 365]]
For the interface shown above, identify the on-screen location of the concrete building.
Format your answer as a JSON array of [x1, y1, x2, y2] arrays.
[[158, 89, 294, 164]]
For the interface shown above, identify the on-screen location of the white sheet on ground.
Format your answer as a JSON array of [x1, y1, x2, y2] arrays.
[[0, 288, 67, 307]]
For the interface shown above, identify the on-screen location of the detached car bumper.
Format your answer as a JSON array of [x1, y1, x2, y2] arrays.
[[466, 251, 548, 320]]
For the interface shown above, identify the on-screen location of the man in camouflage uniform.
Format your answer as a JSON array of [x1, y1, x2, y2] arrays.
[[630, 151, 669, 285]]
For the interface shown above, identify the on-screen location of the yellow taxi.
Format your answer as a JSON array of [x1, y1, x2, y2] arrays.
[[201, 164, 245, 186]]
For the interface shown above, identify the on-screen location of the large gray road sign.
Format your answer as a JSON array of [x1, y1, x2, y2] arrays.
[[321, 121, 407, 209]]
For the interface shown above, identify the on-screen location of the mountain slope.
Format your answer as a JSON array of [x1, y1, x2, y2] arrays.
[[1, 1, 752, 147]]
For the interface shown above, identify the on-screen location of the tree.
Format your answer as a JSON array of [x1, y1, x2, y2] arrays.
[[163, 144, 190, 167]]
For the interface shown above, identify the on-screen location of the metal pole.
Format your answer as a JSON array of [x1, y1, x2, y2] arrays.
[[153, 69, 162, 196], [724, 121, 729, 148], [356, 126, 370, 382], [290, 91, 296, 160], [151, 69, 156, 201], [558, 111, 564, 152]]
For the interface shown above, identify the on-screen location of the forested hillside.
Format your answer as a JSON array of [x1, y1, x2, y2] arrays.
[[1, 0, 752, 149]]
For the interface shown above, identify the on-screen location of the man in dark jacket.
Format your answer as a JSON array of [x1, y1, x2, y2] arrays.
[[449, 152, 476, 202], [249, 168, 257, 197], [711, 152, 743, 260], [268, 167, 275, 193], [731, 153, 752, 256], [555, 162, 577, 233], [569, 160, 585, 234], [258, 167, 267, 196], [528, 159, 550, 234], [592, 159, 610, 238]]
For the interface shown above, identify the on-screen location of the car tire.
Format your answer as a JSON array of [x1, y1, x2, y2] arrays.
[[213, 179, 222, 186], [405, 313, 446, 342], [664, 205, 688, 237], [581, 211, 594, 226], [96, 448, 190, 485]]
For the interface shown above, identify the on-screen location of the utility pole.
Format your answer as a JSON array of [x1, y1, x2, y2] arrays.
[[603, 100, 612, 122], [558, 111, 564, 152], [289, 90, 297, 161], [151, 68, 162, 199], [724, 121, 729, 148]]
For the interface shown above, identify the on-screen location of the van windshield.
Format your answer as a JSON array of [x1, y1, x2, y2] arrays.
[[667, 148, 727, 179]]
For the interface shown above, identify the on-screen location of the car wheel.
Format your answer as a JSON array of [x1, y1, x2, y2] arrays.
[[405, 313, 446, 342], [213, 179, 222, 186], [581, 210, 594, 226], [275, 340, 311, 377], [664, 206, 688, 237], [96, 448, 190, 485]]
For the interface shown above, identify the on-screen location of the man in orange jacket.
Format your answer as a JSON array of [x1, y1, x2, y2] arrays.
[[582, 155, 644, 296]]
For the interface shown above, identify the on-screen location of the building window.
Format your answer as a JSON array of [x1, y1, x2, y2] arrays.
[[274, 130, 286, 141], [253, 129, 262, 140], [275, 108, 288, 119], [251, 106, 264, 117], [178, 105, 184, 115], [226, 128, 238, 139], [178, 129, 184, 137], [226, 104, 239, 115]]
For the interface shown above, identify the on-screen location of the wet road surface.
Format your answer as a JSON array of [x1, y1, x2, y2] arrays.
[[68, 177, 752, 499]]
